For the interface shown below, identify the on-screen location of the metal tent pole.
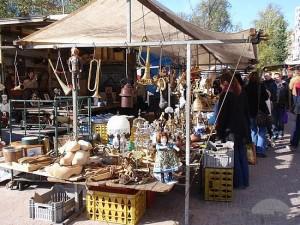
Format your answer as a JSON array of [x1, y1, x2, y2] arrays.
[[127, 0, 132, 43], [72, 71, 78, 140], [185, 43, 191, 225]]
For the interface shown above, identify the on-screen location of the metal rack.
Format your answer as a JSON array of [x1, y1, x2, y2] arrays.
[[8, 96, 92, 154]]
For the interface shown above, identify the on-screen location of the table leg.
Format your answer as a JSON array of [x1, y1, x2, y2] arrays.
[[10, 169, 13, 183], [74, 183, 80, 212]]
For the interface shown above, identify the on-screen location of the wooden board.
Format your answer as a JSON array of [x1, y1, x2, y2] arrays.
[[87, 180, 175, 193], [11, 162, 48, 172]]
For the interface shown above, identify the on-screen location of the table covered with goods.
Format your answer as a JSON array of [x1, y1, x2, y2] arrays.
[[0, 73, 233, 225]]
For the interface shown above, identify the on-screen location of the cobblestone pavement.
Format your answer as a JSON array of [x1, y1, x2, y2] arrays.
[[0, 114, 299, 225]]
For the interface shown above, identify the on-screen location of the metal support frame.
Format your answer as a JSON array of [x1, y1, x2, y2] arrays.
[[54, 99, 58, 156], [87, 97, 92, 140], [9, 99, 12, 143], [18, 38, 249, 49], [9, 99, 55, 144], [185, 44, 191, 225], [55, 96, 92, 138], [72, 72, 78, 141]]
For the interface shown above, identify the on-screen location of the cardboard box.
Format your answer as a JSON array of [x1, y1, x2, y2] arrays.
[[26, 146, 42, 157]]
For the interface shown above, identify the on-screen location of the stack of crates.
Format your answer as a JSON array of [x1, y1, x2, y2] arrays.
[[86, 187, 146, 225], [203, 141, 234, 202]]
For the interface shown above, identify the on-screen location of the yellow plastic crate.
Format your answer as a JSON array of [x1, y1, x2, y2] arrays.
[[86, 189, 146, 225], [92, 123, 108, 144], [204, 168, 233, 202]]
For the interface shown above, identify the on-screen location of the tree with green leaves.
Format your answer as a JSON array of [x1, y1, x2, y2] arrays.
[[190, 0, 234, 32], [254, 4, 289, 68], [0, 0, 90, 18]]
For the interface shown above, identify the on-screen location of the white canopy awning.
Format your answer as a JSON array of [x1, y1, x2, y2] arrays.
[[17, 0, 257, 68]]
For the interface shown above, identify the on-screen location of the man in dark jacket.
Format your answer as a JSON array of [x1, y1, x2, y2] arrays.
[[263, 73, 278, 103], [272, 73, 289, 139], [263, 72, 277, 139]]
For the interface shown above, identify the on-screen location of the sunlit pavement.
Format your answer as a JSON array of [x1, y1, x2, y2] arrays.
[[0, 114, 299, 225]]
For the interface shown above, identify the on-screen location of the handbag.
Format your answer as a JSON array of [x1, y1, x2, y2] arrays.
[[246, 143, 256, 165]]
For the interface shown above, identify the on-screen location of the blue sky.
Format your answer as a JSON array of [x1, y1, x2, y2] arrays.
[[158, 0, 299, 30]]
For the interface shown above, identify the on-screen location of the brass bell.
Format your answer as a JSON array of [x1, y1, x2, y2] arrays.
[[192, 93, 203, 112], [119, 83, 134, 108]]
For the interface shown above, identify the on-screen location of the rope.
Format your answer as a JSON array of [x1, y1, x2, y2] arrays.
[[158, 16, 166, 41], [159, 45, 163, 71], [55, 49, 69, 86], [141, 5, 147, 38], [13, 49, 20, 86], [137, 36, 148, 68]]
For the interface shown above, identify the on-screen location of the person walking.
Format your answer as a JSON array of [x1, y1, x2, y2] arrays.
[[272, 73, 289, 139], [245, 72, 270, 158], [263, 72, 277, 140], [216, 71, 249, 188], [289, 70, 300, 150]]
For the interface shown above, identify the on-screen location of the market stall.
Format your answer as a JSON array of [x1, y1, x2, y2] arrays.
[[0, 0, 261, 225]]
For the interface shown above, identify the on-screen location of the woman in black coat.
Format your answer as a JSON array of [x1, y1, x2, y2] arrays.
[[216, 71, 249, 188]]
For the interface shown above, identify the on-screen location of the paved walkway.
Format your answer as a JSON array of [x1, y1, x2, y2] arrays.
[[0, 114, 299, 225]]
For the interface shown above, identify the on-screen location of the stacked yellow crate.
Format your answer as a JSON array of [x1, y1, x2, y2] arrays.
[[204, 168, 233, 201], [86, 189, 146, 225]]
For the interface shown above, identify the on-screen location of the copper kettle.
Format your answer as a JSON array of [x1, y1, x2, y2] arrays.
[[120, 83, 134, 108]]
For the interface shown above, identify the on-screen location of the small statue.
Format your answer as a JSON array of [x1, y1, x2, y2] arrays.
[[0, 95, 9, 114], [68, 47, 82, 90], [153, 132, 180, 184]]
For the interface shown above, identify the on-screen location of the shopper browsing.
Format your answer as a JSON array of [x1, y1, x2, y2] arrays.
[[245, 72, 270, 158], [289, 70, 300, 150], [271, 73, 289, 140]]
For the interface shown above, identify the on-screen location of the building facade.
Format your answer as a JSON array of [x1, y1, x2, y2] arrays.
[[292, 6, 300, 61]]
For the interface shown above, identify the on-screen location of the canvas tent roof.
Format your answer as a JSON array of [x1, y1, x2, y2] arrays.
[[17, 0, 257, 68]]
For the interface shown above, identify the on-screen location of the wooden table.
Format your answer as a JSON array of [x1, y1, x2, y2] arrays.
[[0, 160, 174, 192]]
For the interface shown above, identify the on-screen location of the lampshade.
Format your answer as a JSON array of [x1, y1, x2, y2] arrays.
[[107, 115, 130, 135]]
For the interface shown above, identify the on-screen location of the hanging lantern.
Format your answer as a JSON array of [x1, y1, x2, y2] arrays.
[[119, 83, 134, 108]]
